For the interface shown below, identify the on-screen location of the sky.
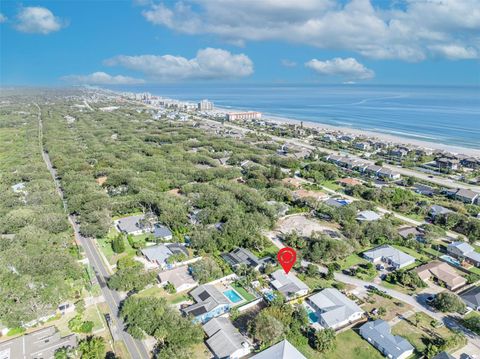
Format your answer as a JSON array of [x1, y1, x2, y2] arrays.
[[1, 0, 479, 86]]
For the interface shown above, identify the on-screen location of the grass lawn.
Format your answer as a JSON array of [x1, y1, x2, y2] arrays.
[[338, 254, 367, 270], [190, 342, 211, 359], [320, 180, 343, 191], [381, 280, 420, 295], [84, 305, 106, 333], [231, 283, 256, 302], [362, 293, 413, 321], [97, 228, 141, 265], [298, 273, 334, 290], [136, 285, 190, 305], [253, 243, 279, 259], [392, 312, 466, 357], [421, 247, 443, 257], [392, 245, 430, 262], [322, 329, 384, 359]]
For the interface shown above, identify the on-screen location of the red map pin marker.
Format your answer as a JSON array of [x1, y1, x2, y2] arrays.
[[277, 247, 297, 274]]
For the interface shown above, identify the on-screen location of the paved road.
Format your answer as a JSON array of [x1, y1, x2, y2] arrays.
[[198, 115, 480, 192], [35, 103, 150, 359]]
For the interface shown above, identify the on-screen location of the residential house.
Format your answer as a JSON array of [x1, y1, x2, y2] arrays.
[[221, 248, 264, 271], [323, 134, 337, 143], [428, 205, 452, 219], [398, 226, 425, 242], [203, 317, 251, 359], [354, 142, 371, 151], [337, 177, 362, 187], [339, 135, 355, 142], [141, 243, 188, 269], [250, 339, 306, 359], [435, 157, 459, 171], [356, 210, 381, 222], [363, 245, 416, 269], [461, 157, 480, 169], [377, 168, 401, 180], [460, 286, 480, 310], [432, 353, 455, 359], [413, 184, 435, 196], [158, 265, 198, 292], [115, 214, 151, 235], [364, 164, 382, 176], [324, 198, 349, 208], [307, 288, 363, 330], [0, 326, 77, 359], [455, 188, 479, 204], [415, 261, 466, 291], [360, 319, 414, 359], [270, 270, 309, 299], [153, 224, 173, 241], [389, 148, 409, 158], [183, 285, 230, 323], [447, 241, 480, 267]]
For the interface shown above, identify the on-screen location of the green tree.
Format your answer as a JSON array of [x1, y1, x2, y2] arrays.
[[251, 311, 284, 346], [111, 234, 125, 253], [189, 258, 223, 284], [78, 336, 106, 359], [312, 328, 336, 353], [433, 292, 466, 313]]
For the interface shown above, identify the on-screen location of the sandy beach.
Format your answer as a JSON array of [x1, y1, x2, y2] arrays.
[[216, 106, 480, 157]]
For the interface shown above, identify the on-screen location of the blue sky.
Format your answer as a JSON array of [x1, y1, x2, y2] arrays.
[[1, 0, 479, 86]]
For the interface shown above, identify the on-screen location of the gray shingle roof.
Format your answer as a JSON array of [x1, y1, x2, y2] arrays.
[[251, 339, 306, 359], [460, 286, 480, 309], [221, 247, 261, 268], [308, 288, 363, 328], [183, 285, 229, 317], [116, 214, 145, 233], [360, 319, 414, 359], [203, 317, 248, 358], [363, 245, 415, 268], [153, 224, 172, 239], [271, 270, 309, 297]]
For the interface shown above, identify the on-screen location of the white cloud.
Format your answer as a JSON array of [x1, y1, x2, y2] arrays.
[[306, 57, 374, 80], [0, 13, 7, 23], [104, 48, 253, 80], [281, 59, 297, 67], [140, 0, 480, 61], [62, 72, 145, 85], [15, 7, 64, 34]]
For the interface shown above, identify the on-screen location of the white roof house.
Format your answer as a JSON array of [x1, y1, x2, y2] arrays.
[[158, 265, 197, 292], [203, 317, 251, 359], [251, 339, 306, 359], [363, 245, 415, 269], [360, 320, 414, 359], [307, 288, 363, 330], [356, 210, 381, 222], [270, 270, 309, 299]]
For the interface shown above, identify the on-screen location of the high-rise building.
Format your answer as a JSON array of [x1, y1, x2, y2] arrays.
[[198, 99, 214, 111], [226, 112, 262, 121]]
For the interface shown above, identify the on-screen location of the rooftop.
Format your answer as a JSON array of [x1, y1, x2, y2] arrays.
[[271, 270, 309, 297], [363, 245, 415, 267], [203, 317, 249, 358], [360, 319, 414, 358], [251, 339, 306, 359]]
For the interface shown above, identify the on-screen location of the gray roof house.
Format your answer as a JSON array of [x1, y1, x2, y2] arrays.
[[183, 285, 230, 323], [432, 353, 455, 359], [460, 286, 480, 310], [447, 241, 480, 267], [363, 245, 415, 269], [429, 205, 452, 218], [141, 243, 188, 268], [203, 317, 251, 359], [455, 188, 479, 204], [360, 319, 414, 359], [356, 210, 381, 222], [221, 248, 263, 270], [115, 214, 151, 235], [270, 270, 309, 299], [377, 168, 401, 180], [153, 224, 173, 240], [0, 326, 77, 359], [307, 288, 363, 330], [251, 339, 306, 359]]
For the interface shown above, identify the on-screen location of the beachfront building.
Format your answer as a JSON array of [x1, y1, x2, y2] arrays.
[[227, 112, 262, 121], [307, 288, 363, 330], [363, 245, 415, 269], [198, 99, 213, 111], [360, 320, 414, 359]]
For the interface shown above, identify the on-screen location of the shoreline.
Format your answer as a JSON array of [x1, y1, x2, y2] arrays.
[[214, 105, 480, 157]]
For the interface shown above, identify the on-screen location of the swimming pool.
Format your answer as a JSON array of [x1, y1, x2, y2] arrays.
[[223, 289, 243, 303], [440, 255, 461, 267], [306, 307, 319, 323]]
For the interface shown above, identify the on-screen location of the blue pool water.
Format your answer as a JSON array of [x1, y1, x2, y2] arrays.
[[223, 289, 243, 303], [306, 308, 319, 323], [440, 255, 461, 267]]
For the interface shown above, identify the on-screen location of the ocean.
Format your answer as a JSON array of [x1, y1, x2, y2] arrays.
[[120, 84, 480, 150]]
